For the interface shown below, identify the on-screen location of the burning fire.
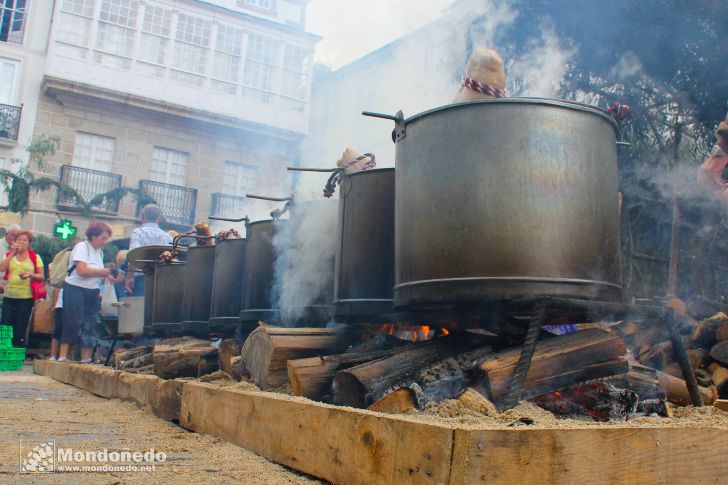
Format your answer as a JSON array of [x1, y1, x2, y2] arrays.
[[363, 323, 449, 342]]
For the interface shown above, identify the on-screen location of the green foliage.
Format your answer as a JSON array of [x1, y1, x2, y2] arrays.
[[0, 135, 155, 217]]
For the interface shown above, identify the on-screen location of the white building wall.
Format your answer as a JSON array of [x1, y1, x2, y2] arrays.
[[0, 0, 53, 166], [45, 0, 318, 135]]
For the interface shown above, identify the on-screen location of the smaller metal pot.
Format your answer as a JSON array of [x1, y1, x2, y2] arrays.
[[151, 263, 187, 337]]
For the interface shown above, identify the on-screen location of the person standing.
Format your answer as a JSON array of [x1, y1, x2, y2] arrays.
[[0, 231, 45, 347], [124, 204, 172, 296], [0, 224, 20, 256], [59, 222, 113, 363]]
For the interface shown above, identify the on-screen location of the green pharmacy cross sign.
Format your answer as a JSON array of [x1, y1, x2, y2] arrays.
[[53, 219, 77, 240]]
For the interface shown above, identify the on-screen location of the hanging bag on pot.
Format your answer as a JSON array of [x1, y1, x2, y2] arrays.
[[100, 282, 119, 318]]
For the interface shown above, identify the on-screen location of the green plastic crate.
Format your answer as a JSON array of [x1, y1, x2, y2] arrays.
[[0, 325, 12, 339], [0, 338, 10, 348], [0, 360, 23, 371], [0, 348, 24, 360]]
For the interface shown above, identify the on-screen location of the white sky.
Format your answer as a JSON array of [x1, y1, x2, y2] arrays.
[[306, 0, 456, 69]]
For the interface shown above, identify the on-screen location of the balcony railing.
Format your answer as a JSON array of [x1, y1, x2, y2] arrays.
[[56, 165, 123, 213], [211, 193, 247, 219], [138, 180, 197, 226], [0, 103, 22, 141]]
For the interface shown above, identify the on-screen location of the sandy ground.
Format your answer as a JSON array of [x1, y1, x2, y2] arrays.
[[0, 365, 322, 485]]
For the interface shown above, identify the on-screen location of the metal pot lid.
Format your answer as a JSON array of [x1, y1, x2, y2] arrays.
[[127, 245, 187, 274]]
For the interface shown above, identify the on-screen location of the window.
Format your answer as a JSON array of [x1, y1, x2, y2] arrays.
[[95, 0, 139, 59], [171, 13, 211, 84], [243, 0, 272, 9], [151, 147, 188, 186], [72, 132, 115, 172], [138, 4, 171, 66], [222, 161, 258, 196], [0, 0, 26, 44], [212, 25, 242, 82], [280, 44, 311, 111], [99, 0, 138, 27], [242, 32, 279, 104], [0, 58, 18, 104], [62, 0, 94, 17], [67, 133, 118, 207]]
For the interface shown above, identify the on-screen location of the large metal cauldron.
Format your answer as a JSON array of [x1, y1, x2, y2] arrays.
[[209, 237, 247, 335], [334, 168, 395, 320], [280, 200, 336, 325], [181, 245, 215, 336], [392, 98, 622, 309], [151, 263, 187, 336], [240, 220, 285, 326]]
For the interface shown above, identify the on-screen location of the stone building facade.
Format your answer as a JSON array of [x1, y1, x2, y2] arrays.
[[21, 0, 318, 236]]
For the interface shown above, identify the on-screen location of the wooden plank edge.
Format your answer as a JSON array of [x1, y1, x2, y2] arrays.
[[179, 381, 455, 485], [33, 360, 181, 422], [33, 361, 728, 485]]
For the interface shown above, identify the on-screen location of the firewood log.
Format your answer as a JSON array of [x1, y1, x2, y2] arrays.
[[624, 363, 664, 400], [457, 387, 498, 415], [331, 333, 489, 408], [687, 349, 709, 370], [125, 364, 154, 374], [152, 337, 218, 379], [716, 321, 728, 342], [714, 399, 728, 412], [114, 346, 151, 369], [609, 319, 666, 352], [287, 349, 400, 400], [241, 326, 356, 390], [230, 356, 243, 381], [710, 340, 728, 366], [218, 338, 243, 375], [119, 352, 153, 370], [692, 312, 728, 346], [712, 366, 728, 396], [638, 340, 674, 369], [197, 358, 220, 378], [656, 370, 717, 406], [367, 388, 416, 414], [478, 328, 629, 403]]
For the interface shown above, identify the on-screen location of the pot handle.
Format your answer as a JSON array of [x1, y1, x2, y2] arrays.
[[362, 110, 406, 143]]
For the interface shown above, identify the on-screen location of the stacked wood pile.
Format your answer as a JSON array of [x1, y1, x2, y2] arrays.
[[276, 327, 639, 416], [607, 298, 728, 404], [112, 337, 219, 379]]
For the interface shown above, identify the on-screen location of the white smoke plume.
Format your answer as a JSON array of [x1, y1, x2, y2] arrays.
[[507, 26, 578, 97], [270, 198, 338, 324]]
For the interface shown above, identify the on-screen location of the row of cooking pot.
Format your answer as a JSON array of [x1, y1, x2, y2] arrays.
[[119, 98, 625, 336]]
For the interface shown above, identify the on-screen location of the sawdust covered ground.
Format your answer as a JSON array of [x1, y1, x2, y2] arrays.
[[0, 366, 322, 485], [188, 371, 728, 429], [401, 398, 728, 429]]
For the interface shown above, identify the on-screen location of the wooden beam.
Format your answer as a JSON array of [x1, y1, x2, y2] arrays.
[[179, 382, 454, 485]]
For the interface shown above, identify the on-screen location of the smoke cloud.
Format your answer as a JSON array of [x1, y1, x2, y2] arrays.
[[270, 198, 337, 324]]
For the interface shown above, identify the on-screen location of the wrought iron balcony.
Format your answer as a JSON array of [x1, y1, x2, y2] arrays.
[[0, 103, 22, 141], [138, 180, 197, 226], [56, 165, 123, 213], [211, 193, 247, 219]]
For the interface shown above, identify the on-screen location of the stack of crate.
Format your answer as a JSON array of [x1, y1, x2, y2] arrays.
[[0, 325, 25, 371]]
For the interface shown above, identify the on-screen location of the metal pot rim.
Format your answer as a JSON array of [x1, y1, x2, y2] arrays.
[[246, 219, 287, 227], [404, 97, 618, 134], [346, 167, 395, 178]]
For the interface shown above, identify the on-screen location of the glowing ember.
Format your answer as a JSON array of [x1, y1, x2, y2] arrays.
[[361, 323, 448, 342]]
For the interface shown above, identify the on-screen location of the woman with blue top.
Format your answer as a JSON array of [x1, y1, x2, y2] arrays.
[[58, 222, 114, 363]]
